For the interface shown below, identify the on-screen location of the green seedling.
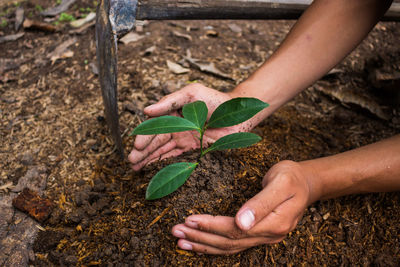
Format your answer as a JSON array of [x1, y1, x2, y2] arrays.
[[59, 12, 75, 22], [0, 18, 7, 28], [130, 98, 269, 200], [35, 4, 43, 12]]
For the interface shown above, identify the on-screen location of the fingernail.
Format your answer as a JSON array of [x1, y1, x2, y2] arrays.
[[185, 220, 198, 229], [238, 209, 255, 230], [180, 242, 193, 250], [173, 229, 186, 239]]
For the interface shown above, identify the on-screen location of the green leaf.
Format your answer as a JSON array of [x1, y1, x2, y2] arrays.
[[204, 132, 261, 154], [207, 98, 269, 128], [130, 116, 198, 135], [182, 101, 208, 131], [146, 162, 198, 200]]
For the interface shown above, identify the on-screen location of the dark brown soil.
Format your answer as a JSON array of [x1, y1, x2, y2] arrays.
[[1, 0, 400, 266]]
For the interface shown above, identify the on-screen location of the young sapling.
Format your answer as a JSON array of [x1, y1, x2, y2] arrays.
[[130, 97, 269, 200]]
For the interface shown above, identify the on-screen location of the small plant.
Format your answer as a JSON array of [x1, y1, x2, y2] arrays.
[[35, 4, 43, 12], [0, 18, 7, 28], [130, 98, 269, 200], [58, 12, 75, 22]]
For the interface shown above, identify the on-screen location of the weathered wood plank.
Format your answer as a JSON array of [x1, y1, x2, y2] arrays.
[[136, 0, 400, 21]]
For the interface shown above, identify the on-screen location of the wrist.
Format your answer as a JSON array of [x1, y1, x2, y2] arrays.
[[229, 80, 277, 128], [298, 160, 325, 204], [228, 80, 257, 99]]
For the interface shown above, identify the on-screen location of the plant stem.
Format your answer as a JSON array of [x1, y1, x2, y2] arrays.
[[199, 128, 205, 161]]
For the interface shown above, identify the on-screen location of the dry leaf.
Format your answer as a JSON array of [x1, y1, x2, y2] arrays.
[[23, 19, 57, 32], [314, 82, 389, 120], [167, 60, 190, 74], [141, 45, 156, 56], [89, 62, 99, 75], [70, 12, 95, 28], [228, 23, 242, 33], [172, 30, 192, 41], [47, 37, 77, 63], [184, 50, 233, 80], [0, 181, 13, 191], [69, 21, 95, 35], [0, 32, 24, 44], [41, 0, 76, 17], [323, 68, 344, 77], [206, 30, 218, 37], [120, 32, 144, 44]]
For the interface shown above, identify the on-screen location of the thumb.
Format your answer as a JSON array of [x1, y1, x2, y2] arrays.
[[144, 89, 192, 117], [235, 179, 289, 231]]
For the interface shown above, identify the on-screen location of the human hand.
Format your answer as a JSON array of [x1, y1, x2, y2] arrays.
[[128, 83, 254, 171], [171, 160, 320, 254]]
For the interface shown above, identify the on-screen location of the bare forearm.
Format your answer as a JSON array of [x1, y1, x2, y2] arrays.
[[302, 135, 400, 202], [230, 0, 392, 125]]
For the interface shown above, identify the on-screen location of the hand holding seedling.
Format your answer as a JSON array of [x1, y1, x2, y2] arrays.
[[130, 90, 269, 199], [129, 83, 264, 171]]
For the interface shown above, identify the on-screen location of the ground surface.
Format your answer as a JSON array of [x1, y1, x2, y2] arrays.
[[1, 0, 400, 266]]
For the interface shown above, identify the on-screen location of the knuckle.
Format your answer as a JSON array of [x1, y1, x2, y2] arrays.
[[184, 83, 206, 97], [196, 215, 215, 232]]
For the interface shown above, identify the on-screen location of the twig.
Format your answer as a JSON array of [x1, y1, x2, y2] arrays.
[[147, 205, 172, 228]]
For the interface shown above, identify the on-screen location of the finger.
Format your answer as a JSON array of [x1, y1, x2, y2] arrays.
[[235, 178, 294, 231], [183, 215, 280, 240], [129, 134, 172, 164], [144, 89, 192, 117], [177, 239, 242, 255], [184, 215, 247, 239], [159, 148, 185, 161], [172, 224, 276, 252], [131, 141, 177, 171], [246, 194, 305, 237], [145, 148, 184, 166], [134, 134, 155, 151]]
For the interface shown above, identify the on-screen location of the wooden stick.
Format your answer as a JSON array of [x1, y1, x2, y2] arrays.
[[136, 0, 400, 21], [147, 205, 173, 228]]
